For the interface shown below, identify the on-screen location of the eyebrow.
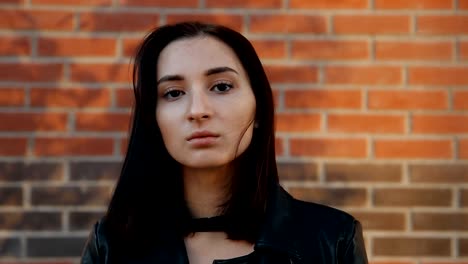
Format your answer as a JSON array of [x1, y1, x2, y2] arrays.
[[157, 66, 238, 86], [205, 66, 238, 76]]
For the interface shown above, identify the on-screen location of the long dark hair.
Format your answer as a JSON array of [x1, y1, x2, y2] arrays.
[[104, 22, 278, 254]]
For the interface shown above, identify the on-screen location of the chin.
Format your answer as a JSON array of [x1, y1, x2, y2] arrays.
[[182, 159, 231, 169], [176, 153, 234, 169]]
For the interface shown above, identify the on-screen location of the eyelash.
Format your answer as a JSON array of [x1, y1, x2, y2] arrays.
[[161, 81, 234, 100], [211, 81, 234, 93], [162, 88, 184, 100]]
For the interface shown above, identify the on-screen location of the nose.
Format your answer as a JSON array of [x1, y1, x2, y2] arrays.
[[187, 89, 212, 122]]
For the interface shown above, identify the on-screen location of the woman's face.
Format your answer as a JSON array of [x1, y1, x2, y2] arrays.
[[156, 36, 256, 169]]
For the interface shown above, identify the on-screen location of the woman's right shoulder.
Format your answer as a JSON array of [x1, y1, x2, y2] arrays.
[[81, 219, 110, 264]]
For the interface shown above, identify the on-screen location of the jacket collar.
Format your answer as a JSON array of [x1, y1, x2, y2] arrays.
[[254, 185, 304, 262]]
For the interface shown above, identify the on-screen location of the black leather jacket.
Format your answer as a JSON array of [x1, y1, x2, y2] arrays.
[[81, 186, 368, 263]]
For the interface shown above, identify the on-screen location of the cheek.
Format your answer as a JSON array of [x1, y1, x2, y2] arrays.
[[232, 95, 256, 147], [156, 109, 177, 147]]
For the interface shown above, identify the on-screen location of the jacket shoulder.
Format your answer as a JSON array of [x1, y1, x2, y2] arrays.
[[81, 219, 110, 264], [284, 193, 368, 263], [290, 196, 356, 232]]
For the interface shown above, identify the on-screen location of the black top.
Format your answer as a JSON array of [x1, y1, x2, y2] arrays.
[[188, 215, 229, 233], [213, 251, 255, 264]]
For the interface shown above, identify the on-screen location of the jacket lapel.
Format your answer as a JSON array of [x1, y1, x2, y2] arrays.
[[254, 186, 305, 264]]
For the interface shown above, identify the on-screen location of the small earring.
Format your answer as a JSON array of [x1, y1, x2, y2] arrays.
[[254, 121, 259, 128]]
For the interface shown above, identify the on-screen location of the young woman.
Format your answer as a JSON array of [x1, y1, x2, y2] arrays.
[[81, 22, 368, 264]]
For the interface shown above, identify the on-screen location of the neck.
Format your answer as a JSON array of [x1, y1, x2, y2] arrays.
[[183, 166, 232, 218]]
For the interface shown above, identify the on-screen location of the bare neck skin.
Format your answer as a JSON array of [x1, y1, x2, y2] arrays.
[[183, 165, 254, 264], [183, 165, 231, 218]]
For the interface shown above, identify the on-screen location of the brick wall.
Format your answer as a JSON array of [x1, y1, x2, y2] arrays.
[[0, 0, 467, 263]]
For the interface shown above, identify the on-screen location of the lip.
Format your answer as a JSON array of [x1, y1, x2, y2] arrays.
[[186, 131, 220, 142]]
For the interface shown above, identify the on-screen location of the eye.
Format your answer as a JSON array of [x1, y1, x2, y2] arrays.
[[211, 82, 233, 93], [163, 89, 185, 100]]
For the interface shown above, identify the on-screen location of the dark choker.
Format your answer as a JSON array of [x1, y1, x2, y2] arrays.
[[188, 215, 228, 232]]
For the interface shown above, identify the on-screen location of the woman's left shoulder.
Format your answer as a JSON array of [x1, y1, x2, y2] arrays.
[[290, 195, 357, 230], [277, 187, 358, 234], [277, 188, 368, 263]]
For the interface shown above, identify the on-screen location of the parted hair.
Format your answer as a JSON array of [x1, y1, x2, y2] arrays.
[[104, 21, 279, 254]]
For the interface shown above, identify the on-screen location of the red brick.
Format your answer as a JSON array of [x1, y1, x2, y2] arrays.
[[325, 66, 402, 85], [265, 65, 318, 84], [75, 112, 131, 132], [0, 212, 61, 231], [166, 14, 243, 32], [373, 237, 451, 256], [460, 139, 468, 159], [272, 89, 279, 108], [276, 113, 321, 132], [70, 161, 120, 181], [421, 262, 468, 264], [418, 16, 468, 35], [285, 89, 361, 109], [35, 137, 114, 156], [38, 37, 116, 57], [420, 260, 468, 264], [374, 188, 452, 207], [206, 0, 281, 8], [413, 115, 468, 134], [70, 63, 131, 83], [350, 211, 406, 230], [375, 41, 452, 60], [116, 88, 133, 108], [250, 15, 327, 34], [0, 63, 63, 82], [374, 139, 452, 159], [122, 38, 141, 57], [277, 162, 318, 181], [0, 10, 74, 30], [334, 15, 410, 34], [120, 0, 197, 7], [413, 212, 468, 231], [0, 0, 25, 3], [328, 114, 405, 134], [289, 0, 368, 9], [325, 163, 402, 182], [461, 0, 468, 9], [375, 0, 452, 9], [292, 40, 369, 60], [290, 138, 367, 158], [0, 113, 67, 132], [30, 88, 111, 108], [0, 36, 30, 56], [461, 41, 468, 61], [0, 162, 64, 182], [368, 90, 447, 110], [70, 212, 105, 230], [120, 137, 128, 155], [462, 189, 468, 207], [0, 187, 23, 206], [0, 88, 25, 106], [288, 187, 367, 206], [275, 137, 283, 156], [32, 0, 111, 5], [371, 262, 415, 264], [409, 67, 468, 85], [31, 186, 112, 206], [251, 40, 287, 59], [462, 238, 468, 256], [0, 138, 27, 156], [409, 164, 468, 183], [79, 12, 159, 32]]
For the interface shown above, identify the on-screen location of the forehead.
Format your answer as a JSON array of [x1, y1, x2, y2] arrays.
[[157, 36, 245, 77]]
